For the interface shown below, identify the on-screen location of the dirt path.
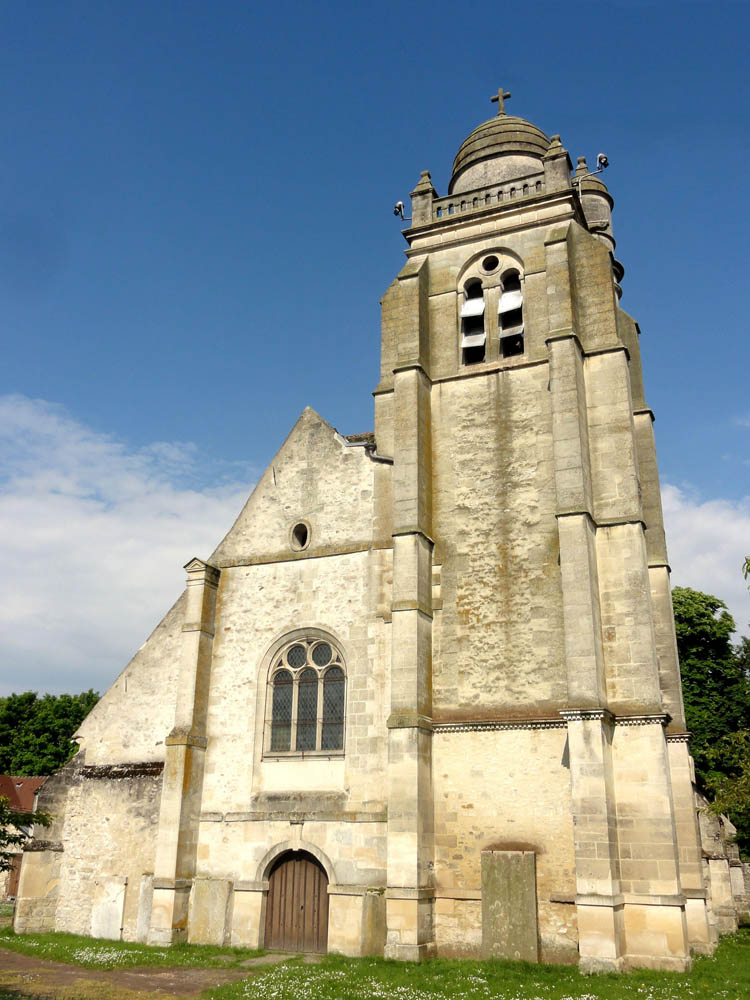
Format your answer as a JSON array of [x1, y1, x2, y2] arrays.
[[0, 948, 256, 1000]]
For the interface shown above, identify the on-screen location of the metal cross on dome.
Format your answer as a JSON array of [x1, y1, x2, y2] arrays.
[[491, 87, 512, 114]]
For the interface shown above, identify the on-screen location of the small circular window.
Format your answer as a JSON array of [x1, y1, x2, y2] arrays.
[[287, 644, 307, 668], [482, 255, 499, 272], [312, 642, 332, 666], [290, 520, 310, 551]]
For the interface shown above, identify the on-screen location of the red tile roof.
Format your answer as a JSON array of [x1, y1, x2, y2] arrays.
[[0, 776, 47, 813]]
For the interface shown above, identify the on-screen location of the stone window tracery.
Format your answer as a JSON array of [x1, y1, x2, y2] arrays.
[[266, 636, 346, 755]]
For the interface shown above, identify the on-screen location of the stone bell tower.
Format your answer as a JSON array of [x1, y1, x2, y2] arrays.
[[375, 90, 711, 970]]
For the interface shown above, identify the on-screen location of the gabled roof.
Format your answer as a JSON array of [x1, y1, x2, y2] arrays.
[[0, 775, 47, 812]]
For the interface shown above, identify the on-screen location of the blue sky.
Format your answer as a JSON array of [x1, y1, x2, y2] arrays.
[[1, 1, 748, 694]]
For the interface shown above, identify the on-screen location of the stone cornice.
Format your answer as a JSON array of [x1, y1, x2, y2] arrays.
[[434, 717, 565, 733], [666, 732, 691, 743], [23, 839, 63, 853], [165, 729, 208, 749], [387, 712, 433, 732], [77, 762, 164, 780], [584, 343, 630, 361], [560, 708, 615, 724], [615, 713, 671, 727], [215, 540, 393, 570]]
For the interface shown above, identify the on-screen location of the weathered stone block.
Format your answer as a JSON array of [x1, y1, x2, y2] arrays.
[[187, 878, 233, 946], [481, 850, 538, 961]]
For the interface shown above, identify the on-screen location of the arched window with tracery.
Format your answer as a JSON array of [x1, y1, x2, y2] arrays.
[[266, 636, 346, 755]]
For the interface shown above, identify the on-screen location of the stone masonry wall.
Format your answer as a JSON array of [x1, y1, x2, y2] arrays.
[[431, 367, 564, 717], [54, 766, 163, 940], [432, 728, 577, 962]]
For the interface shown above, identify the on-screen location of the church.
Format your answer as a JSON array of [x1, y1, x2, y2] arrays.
[[15, 91, 734, 970]]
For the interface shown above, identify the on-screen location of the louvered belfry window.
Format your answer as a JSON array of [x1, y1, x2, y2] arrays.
[[267, 637, 346, 754]]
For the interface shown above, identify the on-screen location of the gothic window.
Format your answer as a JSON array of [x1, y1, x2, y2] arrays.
[[498, 269, 524, 358], [266, 637, 346, 755], [461, 279, 486, 365]]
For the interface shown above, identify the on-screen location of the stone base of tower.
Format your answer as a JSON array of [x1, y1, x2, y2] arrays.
[[576, 898, 625, 973], [384, 894, 436, 961], [577, 896, 693, 973], [684, 895, 715, 955], [147, 881, 191, 945], [620, 901, 692, 972]]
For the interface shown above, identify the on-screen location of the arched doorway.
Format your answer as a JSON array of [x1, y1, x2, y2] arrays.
[[264, 850, 329, 953]]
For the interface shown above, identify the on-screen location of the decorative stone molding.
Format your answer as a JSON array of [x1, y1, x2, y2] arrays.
[[387, 712, 434, 732], [233, 880, 269, 892], [23, 840, 63, 853], [255, 840, 337, 884], [165, 729, 208, 749], [183, 557, 220, 587], [666, 732, 691, 743], [559, 709, 614, 725], [385, 887, 435, 900], [585, 343, 630, 361], [328, 884, 385, 897], [434, 718, 565, 733], [433, 887, 482, 900], [622, 893, 686, 907], [216, 809, 387, 824], [77, 762, 164, 780], [614, 714, 670, 727], [153, 877, 192, 890]]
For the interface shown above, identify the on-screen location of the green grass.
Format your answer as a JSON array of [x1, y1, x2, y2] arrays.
[[1, 929, 749, 999], [0, 926, 264, 969], [203, 930, 750, 1000], [0, 903, 14, 918]]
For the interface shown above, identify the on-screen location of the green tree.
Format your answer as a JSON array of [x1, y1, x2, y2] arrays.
[[673, 586, 750, 857], [0, 690, 99, 775], [704, 730, 750, 856], [0, 797, 51, 872], [672, 586, 750, 781]]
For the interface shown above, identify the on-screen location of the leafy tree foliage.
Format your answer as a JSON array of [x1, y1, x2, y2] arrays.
[[672, 587, 750, 780], [704, 730, 750, 856], [0, 690, 99, 775], [0, 797, 51, 872], [672, 586, 750, 855]]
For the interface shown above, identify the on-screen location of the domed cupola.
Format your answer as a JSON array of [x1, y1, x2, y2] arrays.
[[449, 88, 550, 195]]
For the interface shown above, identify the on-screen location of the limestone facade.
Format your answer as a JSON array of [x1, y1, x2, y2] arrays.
[[15, 93, 744, 969]]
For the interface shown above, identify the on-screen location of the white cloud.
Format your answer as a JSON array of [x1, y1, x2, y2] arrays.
[[662, 484, 750, 638], [0, 395, 254, 696]]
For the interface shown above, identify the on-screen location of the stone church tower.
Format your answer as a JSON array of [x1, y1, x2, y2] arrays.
[[16, 92, 722, 970]]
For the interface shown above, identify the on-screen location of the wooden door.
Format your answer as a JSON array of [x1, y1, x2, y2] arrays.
[[264, 851, 329, 953], [6, 854, 22, 899]]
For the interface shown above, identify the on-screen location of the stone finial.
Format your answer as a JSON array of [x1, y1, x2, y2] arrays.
[[572, 155, 589, 180], [411, 170, 434, 193], [543, 135, 572, 193], [409, 170, 437, 227]]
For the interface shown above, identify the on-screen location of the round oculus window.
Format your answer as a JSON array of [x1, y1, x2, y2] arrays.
[[290, 521, 310, 550], [482, 255, 499, 272]]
